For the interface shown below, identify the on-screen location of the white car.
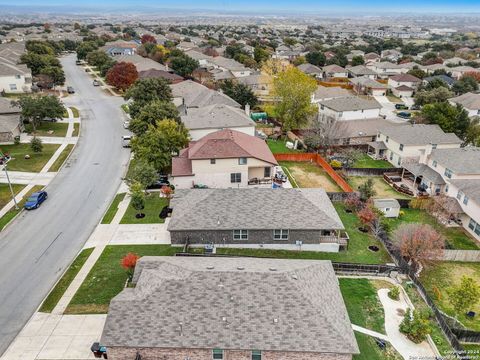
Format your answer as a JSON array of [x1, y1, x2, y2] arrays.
[[123, 120, 130, 129], [122, 135, 132, 148]]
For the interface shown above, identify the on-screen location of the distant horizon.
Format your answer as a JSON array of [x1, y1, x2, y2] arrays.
[[1, 0, 480, 16]]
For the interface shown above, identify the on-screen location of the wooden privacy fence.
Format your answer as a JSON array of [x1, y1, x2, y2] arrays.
[[441, 250, 480, 262], [274, 153, 353, 192]]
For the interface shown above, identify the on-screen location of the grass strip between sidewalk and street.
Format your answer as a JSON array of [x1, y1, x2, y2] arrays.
[[48, 144, 74, 172], [39, 247, 95, 313], [0, 184, 26, 209], [101, 193, 126, 224], [65, 245, 178, 314], [72, 123, 80, 137], [70, 106, 80, 118], [0, 185, 44, 231]]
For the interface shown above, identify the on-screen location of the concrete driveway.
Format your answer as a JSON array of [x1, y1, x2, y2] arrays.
[[0, 54, 131, 355]]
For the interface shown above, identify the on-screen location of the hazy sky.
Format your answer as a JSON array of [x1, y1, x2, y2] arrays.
[[0, 0, 479, 13]]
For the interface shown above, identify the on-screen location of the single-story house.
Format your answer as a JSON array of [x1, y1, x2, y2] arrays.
[[138, 69, 184, 84], [170, 129, 277, 189], [171, 80, 240, 109], [236, 74, 272, 97], [311, 85, 351, 103], [112, 54, 168, 72], [318, 96, 382, 121], [347, 65, 378, 79], [181, 104, 255, 140], [322, 64, 348, 79], [373, 198, 401, 218], [167, 187, 348, 251], [101, 40, 138, 56], [449, 92, 480, 118], [350, 76, 387, 96], [297, 63, 323, 78], [449, 66, 479, 80], [101, 257, 359, 360]]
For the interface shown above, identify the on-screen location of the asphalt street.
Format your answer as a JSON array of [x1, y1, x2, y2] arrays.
[[0, 54, 131, 355]]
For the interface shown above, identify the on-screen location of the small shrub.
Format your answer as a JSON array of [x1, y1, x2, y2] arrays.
[[388, 286, 400, 300], [399, 308, 432, 343], [30, 136, 43, 153], [330, 159, 342, 168], [121, 252, 140, 280], [399, 210, 405, 217]]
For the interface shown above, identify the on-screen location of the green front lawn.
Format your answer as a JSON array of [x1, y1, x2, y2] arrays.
[[347, 176, 412, 200], [48, 144, 74, 172], [120, 194, 169, 224], [0, 185, 44, 231], [353, 154, 393, 169], [385, 209, 480, 250], [266, 139, 301, 154], [340, 278, 392, 334], [216, 203, 391, 264], [39, 248, 94, 313], [353, 332, 403, 360], [25, 122, 68, 137], [1, 143, 60, 172], [102, 193, 126, 224], [0, 184, 25, 209], [66, 245, 178, 314], [419, 262, 480, 331]]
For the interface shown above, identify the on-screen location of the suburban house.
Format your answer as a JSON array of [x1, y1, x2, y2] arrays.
[[449, 92, 480, 117], [0, 62, 32, 94], [297, 63, 323, 78], [364, 52, 381, 64], [181, 104, 255, 140], [350, 76, 387, 96], [381, 49, 403, 62], [423, 75, 455, 88], [371, 124, 462, 167], [171, 80, 240, 109], [449, 66, 479, 80], [311, 85, 351, 102], [101, 257, 359, 360], [210, 57, 252, 78], [101, 40, 138, 56], [322, 64, 348, 79], [369, 61, 403, 77], [184, 49, 214, 66], [388, 74, 422, 97], [170, 129, 277, 189], [0, 97, 22, 143], [138, 69, 184, 84], [236, 73, 272, 97], [168, 188, 349, 251], [318, 96, 382, 121], [347, 65, 378, 79], [112, 54, 168, 72]]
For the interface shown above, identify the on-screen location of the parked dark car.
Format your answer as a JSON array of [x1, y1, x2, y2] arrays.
[[24, 191, 48, 210], [76, 60, 82, 65], [93, 80, 100, 86], [397, 111, 412, 119], [67, 86, 75, 94], [395, 104, 409, 110], [147, 175, 170, 189]]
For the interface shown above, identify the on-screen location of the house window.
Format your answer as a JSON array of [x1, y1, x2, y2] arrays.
[[464, 196, 469, 205], [386, 136, 389, 143], [399, 144, 404, 151], [444, 168, 453, 179], [445, 185, 449, 193], [389, 152, 393, 161], [397, 157, 401, 166], [15, 74, 21, 79], [264, 167, 271, 178], [239, 157, 247, 165], [213, 349, 224, 359], [469, 218, 476, 231], [9, 84, 17, 91], [338, 111, 343, 118], [252, 350, 262, 360], [432, 143, 438, 149], [210, 159, 216, 164], [231, 173, 241, 183], [457, 191, 463, 200], [233, 230, 248, 240], [432, 160, 437, 168], [273, 229, 289, 240]]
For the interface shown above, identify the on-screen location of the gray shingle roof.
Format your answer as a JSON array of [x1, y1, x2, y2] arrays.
[[171, 80, 240, 108], [101, 257, 359, 355], [381, 124, 462, 146], [403, 163, 446, 185], [0, 98, 20, 114], [430, 147, 480, 175], [314, 85, 351, 100], [450, 92, 480, 110], [181, 104, 254, 130], [0, 114, 21, 133], [347, 65, 378, 76], [319, 96, 381, 112], [449, 179, 480, 204], [167, 188, 344, 231]]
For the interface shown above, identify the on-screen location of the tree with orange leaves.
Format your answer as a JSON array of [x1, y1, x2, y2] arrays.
[[106, 62, 138, 91], [121, 252, 140, 279]]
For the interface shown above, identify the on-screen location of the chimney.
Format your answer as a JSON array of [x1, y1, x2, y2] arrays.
[[245, 103, 250, 117]]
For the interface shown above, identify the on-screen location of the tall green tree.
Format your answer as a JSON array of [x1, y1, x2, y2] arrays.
[[131, 119, 190, 173], [306, 51, 326, 66], [453, 76, 479, 95], [129, 100, 180, 136], [127, 160, 158, 188], [219, 80, 258, 108], [124, 78, 173, 118], [414, 87, 453, 106], [14, 95, 65, 131], [420, 102, 471, 140], [169, 52, 199, 78], [351, 55, 364, 66], [447, 276, 480, 319], [273, 67, 317, 131]]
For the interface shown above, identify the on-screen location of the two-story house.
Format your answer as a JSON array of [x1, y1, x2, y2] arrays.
[[170, 129, 277, 189], [0, 62, 32, 93], [318, 96, 382, 121], [449, 92, 480, 118]]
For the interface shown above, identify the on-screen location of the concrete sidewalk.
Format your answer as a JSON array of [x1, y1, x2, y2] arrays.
[[0, 172, 56, 185]]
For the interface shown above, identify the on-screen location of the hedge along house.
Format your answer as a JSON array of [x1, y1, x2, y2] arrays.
[[167, 188, 349, 252], [101, 257, 360, 360]]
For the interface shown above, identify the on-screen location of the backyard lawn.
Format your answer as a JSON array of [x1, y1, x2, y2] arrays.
[[102, 193, 126, 224], [65, 245, 178, 314], [339, 278, 392, 334], [385, 209, 480, 250], [25, 122, 68, 137], [39, 248, 94, 312], [353, 154, 393, 169], [216, 203, 392, 264], [48, 144, 74, 172], [120, 194, 169, 224], [353, 332, 402, 360], [279, 161, 342, 192], [419, 262, 480, 331], [0, 184, 25, 209], [266, 139, 301, 154], [347, 176, 412, 200], [1, 143, 60, 172]]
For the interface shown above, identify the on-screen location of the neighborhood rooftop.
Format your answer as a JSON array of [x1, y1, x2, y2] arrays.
[[319, 96, 381, 111], [101, 257, 359, 355], [171, 80, 240, 108], [450, 92, 480, 110], [380, 124, 462, 145], [167, 188, 344, 231], [181, 104, 254, 130], [430, 147, 480, 174]]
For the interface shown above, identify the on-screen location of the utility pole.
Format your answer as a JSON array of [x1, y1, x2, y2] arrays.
[[0, 151, 19, 210]]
